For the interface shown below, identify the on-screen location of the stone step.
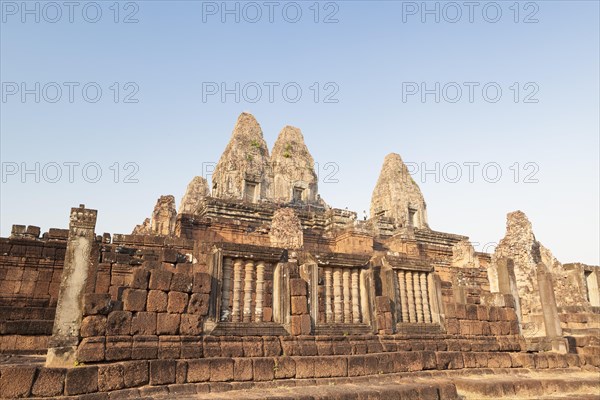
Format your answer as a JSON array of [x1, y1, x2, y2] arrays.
[[209, 322, 289, 336], [0, 306, 55, 322], [453, 371, 600, 399], [0, 320, 54, 335], [313, 324, 373, 336], [159, 381, 461, 399]]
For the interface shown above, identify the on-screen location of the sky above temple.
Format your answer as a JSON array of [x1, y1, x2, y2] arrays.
[[1, 1, 598, 264]]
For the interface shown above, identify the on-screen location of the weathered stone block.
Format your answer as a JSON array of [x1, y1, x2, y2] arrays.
[[84, 293, 112, 315], [454, 304, 467, 319], [291, 296, 307, 315], [294, 357, 314, 378], [131, 312, 157, 335], [188, 293, 210, 315], [234, 358, 253, 381], [157, 313, 180, 335], [147, 290, 168, 312], [123, 361, 149, 388], [123, 289, 147, 312], [0, 366, 37, 398], [78, 337, 106, 363], [193, 272, 212, 294], [209, 359, 234, 382], [81, 315, 107, 337], [221, 339, 244, 357], [132, 336, 158, 360], [488, 353, 512, 368], [149, 269, 172, 291], [290, 314, 311, 335], [107, 311, 132, 335], [105, 336, 132, 361], [131, 268, 150, 290], [348, 356, 366, 376], [31, 367, 66, 397], [150, 360, 176, 385], [98, 363, 125, 392], [65, 366, 98, 395], [466, 304, 478, 320], [168, 291, 189, 313], [242, 337, 263, 357], [203, 337, 221, 357], [180, 314, 203, 335], [401, 351, 424, 372], [289, 278, 307, 296], [274, 357, 295, 379], [253, 358, 275, 381], [477, 306, 490, 321], [263, 337, 282, 357], [376, 296, 391, 313], [187, 360, 210, 383], [181, 336, 203, 359], [159, 336, 181, 359], [170, 272, 193, 293], [436, 352, 464, 369]]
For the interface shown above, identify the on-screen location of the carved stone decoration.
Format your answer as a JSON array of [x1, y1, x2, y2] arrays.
[[178, 176, 209, 215], [212, 112, 273, 202], [270, 125, 320, 204], [451, 239, 480, 269], [151, 195, 177, 236], [270, 207, 304, 250], [370, 153, 429, 229], [132, 195, 177, 236]]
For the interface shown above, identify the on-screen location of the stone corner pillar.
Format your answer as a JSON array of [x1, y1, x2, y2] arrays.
[[46, 205, 98, 368], [536, 262, 566, 353]]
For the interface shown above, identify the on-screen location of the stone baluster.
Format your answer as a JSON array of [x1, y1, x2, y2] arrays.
[[255, 261, 266, 322], [414, 272, 423, 323], [325, 268, 333, 323], [405, 271, 416, 323], [221, 258, 233, 321], [243, 260, 254, 322], [343, 269, 351, 323], [351, 269, 361, 323], [333, 268, 343, 323], [398, 270, 409, 322], [231, 259, 243, 322], [420, 272, 431, 323]]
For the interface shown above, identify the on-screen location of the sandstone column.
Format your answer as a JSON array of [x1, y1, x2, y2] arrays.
[[231, 259, 243, 322], [46, 205, 97, 367], [420, 272, 431, 323], [243, 260, 255, 322], [405, 271, 416, 322], [351, 269, 361, 323], [333, 268, 343, 323], [414, 272, 423, 323], [537, 262, 565, 352], [343, 269, 351, 323], [397, 270, 409, 322], [221, 258, 233, 321], [325, 268, 333, 323], [255, 261, 266, 322]]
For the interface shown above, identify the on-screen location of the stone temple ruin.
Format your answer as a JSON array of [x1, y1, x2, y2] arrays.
[[0, 113, 598, 399]]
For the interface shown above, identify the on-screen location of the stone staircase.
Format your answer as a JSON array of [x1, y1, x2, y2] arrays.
[[153, 368, 600, 400]]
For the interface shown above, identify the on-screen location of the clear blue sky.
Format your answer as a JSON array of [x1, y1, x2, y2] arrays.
[[1, 1, 598, 265]]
